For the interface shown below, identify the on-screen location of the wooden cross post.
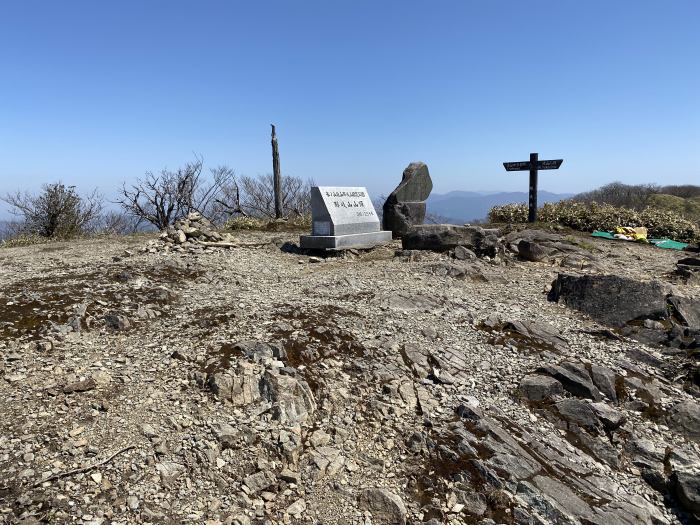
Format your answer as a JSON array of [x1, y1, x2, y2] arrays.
[[503, 153, 563, 223]]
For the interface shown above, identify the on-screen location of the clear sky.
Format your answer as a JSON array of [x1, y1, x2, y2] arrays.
[[1, 0, 698, 210]]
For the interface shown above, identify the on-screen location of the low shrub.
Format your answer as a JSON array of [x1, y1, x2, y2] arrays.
[[0, 234, 52, 248], [488, 200, 700, 242]]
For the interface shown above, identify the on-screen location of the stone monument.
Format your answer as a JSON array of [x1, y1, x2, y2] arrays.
[[383, 162, 433, 237], [299, 186, 392, 250]]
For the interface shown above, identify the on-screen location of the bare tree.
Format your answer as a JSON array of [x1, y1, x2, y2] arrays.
[[214, 168, 248, 220], [116, 157, 234, 229], [97, 211, 144, 235], [659, 185, 700, 199], [232, 174, 312, 219], [2, 182, 102, 238], [573, 182, 660, 210]]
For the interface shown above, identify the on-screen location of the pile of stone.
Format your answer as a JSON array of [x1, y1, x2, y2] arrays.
[[161, 212, 227, 244], [146, 212, 239, 253]]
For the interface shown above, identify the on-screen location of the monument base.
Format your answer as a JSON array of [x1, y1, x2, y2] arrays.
[[299, 231, 392, 250]]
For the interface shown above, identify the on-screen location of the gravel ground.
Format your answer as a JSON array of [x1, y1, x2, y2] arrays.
[[0, 230, 698, 525]]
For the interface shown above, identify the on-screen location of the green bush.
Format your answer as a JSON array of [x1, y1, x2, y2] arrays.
[[488, 200, 700, 242]]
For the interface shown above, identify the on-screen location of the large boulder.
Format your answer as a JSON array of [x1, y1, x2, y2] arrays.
[[402, 224, 500, 255], [548, 274, 671, 327], [383, 162, 433, 238]]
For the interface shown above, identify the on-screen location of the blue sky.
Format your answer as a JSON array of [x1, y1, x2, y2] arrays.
[[1, 0, 698, 212]]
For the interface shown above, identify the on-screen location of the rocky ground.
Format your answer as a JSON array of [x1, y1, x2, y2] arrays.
[[0, 226, 698, 525]]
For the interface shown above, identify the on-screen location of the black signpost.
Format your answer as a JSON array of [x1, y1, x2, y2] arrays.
[[503, 153, 563, 223]]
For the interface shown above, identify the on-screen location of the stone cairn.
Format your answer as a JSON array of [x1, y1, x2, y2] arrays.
[[147, 211, 236, 253], [382, 162, 433, 238]]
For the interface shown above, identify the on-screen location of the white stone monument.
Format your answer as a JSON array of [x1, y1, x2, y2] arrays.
[[299, 186, 392, 250]]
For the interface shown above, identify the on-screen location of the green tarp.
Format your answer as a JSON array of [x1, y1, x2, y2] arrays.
[[591, 230, 688, 250]]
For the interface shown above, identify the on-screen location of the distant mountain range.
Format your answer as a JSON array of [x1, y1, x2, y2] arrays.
[[426, 191, 575, 223]]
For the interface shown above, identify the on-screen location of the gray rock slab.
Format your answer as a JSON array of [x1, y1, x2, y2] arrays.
[[299, 231, 392, 250], [548, 273, 671, 327]]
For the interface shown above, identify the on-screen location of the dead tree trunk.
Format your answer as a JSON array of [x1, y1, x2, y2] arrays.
[[271, 124, 282, 219]]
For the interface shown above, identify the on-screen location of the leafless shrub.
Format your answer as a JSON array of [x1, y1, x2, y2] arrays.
[[1, 182, 102, 239], [573, 182, 661, 210], [425, 212, 453, 224], [220, 174, 312, 219], [116, 156, 234, 229], [97, 211, 145, 235], [658, 185, 700, 199]]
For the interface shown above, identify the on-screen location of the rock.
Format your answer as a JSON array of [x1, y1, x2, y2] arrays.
[[233, 341, 284, 362], [161, 212, 226, 249], [388, 162, 433, 202], [62, 377, 97, 394], [496, 318, 568, 352], [517, 240, 553, 262], [309, 429, 331, 447], [667, 400, 700, 439], [548, 273, 671, 327], [675, 256, 700, 285], [278, 468, 300, 484], [383, 202, 427, 238], [553, 399, 600, 430], [156, 461, 186, 487], [212, 422, 238, 449], [453, 245, 476, 260], [243, 470, 274, 493], [668, 295, 700, 329], [382, 162, 432, 238], [456, 491, 487, 517], [286, 498, 306, 516], [260, 370, 316, 424], [537, 363, 602, 400], [358, 488, 407, 525], [670, 471, 700, 515], [625, 438, 665, 470], [126, 495, 139, 511], [402, 224, 495, 254], [141, 423, 159, 438], [590, 365, 619, 402], [104, 312, 131, 330], [532, 475, 593, 520], [519, 375, 564, 401], [589, 402, 626, 430], [504, 228, 563, 246]]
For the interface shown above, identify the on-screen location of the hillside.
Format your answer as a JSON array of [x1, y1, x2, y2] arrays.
[[426, 191, 573, 223], [0, 229, 699, 524], [648, 194, 700, 224]]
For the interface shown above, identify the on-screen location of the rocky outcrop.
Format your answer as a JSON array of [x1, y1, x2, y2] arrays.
[[383, 162, 433, 238], [402, 224, 500, 256], [548, 273, 671, 326], [505, 228, 601, 268]]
